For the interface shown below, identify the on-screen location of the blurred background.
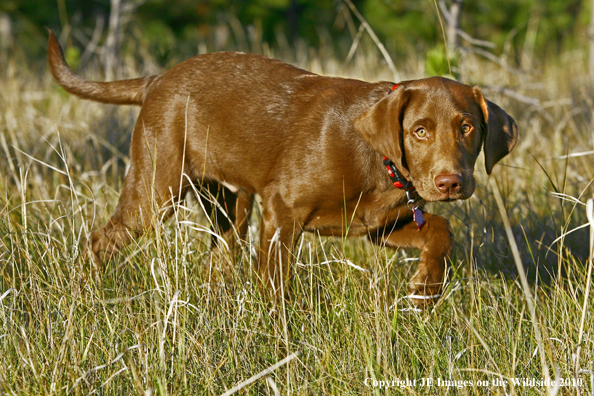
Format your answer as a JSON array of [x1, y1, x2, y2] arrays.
[[1, 0, 591, 77]]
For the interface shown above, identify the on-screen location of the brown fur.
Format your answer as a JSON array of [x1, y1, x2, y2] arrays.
[[47, 31, 517, 306]]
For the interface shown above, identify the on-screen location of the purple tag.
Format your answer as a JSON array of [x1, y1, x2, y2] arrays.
[[413, 207, 426, 230]]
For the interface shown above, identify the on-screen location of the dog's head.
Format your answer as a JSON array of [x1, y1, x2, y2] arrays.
[[354, 77, 517, 202]]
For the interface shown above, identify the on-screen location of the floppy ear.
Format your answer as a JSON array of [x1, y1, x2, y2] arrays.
[[474, 87, 518, 175], [354, 87, 410, 177]]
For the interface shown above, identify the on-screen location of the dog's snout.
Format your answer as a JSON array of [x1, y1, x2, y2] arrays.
[[434, 174, 462, 195]]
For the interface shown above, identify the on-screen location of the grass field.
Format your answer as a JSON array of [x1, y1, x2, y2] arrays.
[[1, 33, 594, 395]]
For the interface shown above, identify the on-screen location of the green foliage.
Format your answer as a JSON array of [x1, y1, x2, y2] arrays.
[[424, 44, 459, 78], [363, 0, 439, 55], [65, 45, 80, 71], [136, 19, 176, 63], [462, 0, 586, 54]]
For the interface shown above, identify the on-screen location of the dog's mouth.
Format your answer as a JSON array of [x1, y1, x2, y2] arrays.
[[414, 185, 473, 202], [438, 194, 469, 202], [427, 193, 466, 202], [412, 174, 475, 203]]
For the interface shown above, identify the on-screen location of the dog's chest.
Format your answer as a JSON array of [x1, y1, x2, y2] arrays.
[[301, 190, 411, 236]]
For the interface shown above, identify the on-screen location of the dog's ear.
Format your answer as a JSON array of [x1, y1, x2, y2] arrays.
[[354, 87, 410, 177], [473, 87, 518, 175]]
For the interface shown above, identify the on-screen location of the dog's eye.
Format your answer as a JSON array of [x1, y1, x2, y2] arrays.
[[415, 128, 427, 138], [461, 124, 472, 135]]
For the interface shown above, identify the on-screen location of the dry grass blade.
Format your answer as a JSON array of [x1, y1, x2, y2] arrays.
[[489, 177, 555, 395], [343, 0, 400, 81], [575, 199, 594, 378], [219, 351, 301, 396]]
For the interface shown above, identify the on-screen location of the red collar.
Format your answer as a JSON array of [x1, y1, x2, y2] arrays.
[[383, 156, 426, 230], [383, 156, 414, 191], [381, 86, 426, 230]]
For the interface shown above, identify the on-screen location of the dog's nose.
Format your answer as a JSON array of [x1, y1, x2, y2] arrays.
[[434, 174, 462, 195]]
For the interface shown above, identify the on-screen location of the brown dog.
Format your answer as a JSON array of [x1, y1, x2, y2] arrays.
[[48, 31, 517, 306]]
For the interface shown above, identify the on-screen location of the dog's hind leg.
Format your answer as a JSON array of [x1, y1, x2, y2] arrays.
[[88, 122, 189, 267]]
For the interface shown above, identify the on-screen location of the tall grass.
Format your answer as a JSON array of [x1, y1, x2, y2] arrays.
[[0, 30, 593, 395]]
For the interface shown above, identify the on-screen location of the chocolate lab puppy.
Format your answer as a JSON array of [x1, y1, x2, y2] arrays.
[[48, 31, 517, 306]]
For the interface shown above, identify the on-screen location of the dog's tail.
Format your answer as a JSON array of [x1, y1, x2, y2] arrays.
[[48, 30, 156, 106]]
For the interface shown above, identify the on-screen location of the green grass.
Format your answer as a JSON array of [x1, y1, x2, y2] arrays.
[[1, 37, 593, 395]]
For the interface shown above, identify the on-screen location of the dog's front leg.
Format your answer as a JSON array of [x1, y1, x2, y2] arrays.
[[369, 213, 453, 307], [257, 198, 302, 298]]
